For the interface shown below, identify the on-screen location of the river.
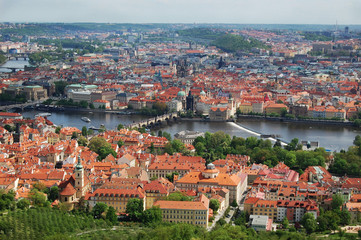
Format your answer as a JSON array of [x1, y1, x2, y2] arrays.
[[21, 110, 361, 151]]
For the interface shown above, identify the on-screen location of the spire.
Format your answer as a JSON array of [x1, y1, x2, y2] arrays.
[[75, 154, 83, 171]]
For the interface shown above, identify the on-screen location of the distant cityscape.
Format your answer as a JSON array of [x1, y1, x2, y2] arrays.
[[1, 23, 361, 239]]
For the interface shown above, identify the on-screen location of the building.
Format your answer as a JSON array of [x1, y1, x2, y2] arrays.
[[87, 187, 145, 213], [154, 194, 209, 227], [148, 154, 206, 179], [23, 85, 48, 101], [67, 90, 92, 103], [176, 163, 247, 204], [144, 178, 175, 209], [93, 99, 111, 109], [59, 156, 91, 206], [276, 199, 318, 222], [174, 130, 204, 144], [253, 200, 278, 221], [0, 112, 23, 119], [249, 215, 273, 231], [209, 107, 230, 121]]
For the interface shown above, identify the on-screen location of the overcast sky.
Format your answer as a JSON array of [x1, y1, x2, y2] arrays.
[[0, 0, 360, 24]]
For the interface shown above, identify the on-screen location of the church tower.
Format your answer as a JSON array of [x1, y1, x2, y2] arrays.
[[74, 155, 84, 198]]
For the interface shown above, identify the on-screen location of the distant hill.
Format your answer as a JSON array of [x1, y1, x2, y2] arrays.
[[212, 34, 269, 53]]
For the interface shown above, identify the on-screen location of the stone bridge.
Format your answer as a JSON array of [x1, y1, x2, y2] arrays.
[[127, 112, 178, 129], [0, 101, 41, 111]]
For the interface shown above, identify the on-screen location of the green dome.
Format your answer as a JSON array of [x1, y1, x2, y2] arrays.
[[177, 91, 186, 97], [200, 90, 206, 95]]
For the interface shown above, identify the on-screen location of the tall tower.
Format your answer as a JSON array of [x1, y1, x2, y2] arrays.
[[74, 155, 84, 198]]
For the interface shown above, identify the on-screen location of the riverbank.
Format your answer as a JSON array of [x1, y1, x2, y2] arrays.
[[237, 114, 355, 126]]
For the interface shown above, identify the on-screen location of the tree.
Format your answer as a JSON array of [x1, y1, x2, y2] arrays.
[[142, 206, 162, 225], [16, 198, 30, 210], [29, 189, 49, 207], [331, 194, 344, 210], [126, 198, 143, 221], [162, 132, 172, 141], [149, 142, 155, 154], [55, 126, 61, 134], [82, 126, 88, 137], [209, 199, 220, 213], [71, 131, 78, 139], [231, 200, 238, 207], [77, 136, 88, 147], [282, 216, 289, 229], [117, 124, 124, 130], [164, 192, 193, 201], [47, 186, 59, 202], [166, 172, 179, 182], [117, 140, 124, 148], [106, 206, 118, 224], [92, 202, 108, 219], [301, 213, 317, 234], [58, 202, 72, 212], [33, 181, 47, 192], [88, 137, 116, 160]]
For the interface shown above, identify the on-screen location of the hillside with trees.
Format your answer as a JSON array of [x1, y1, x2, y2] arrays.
[[212, 34, 269, 53]]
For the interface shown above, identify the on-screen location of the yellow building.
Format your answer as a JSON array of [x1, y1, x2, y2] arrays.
[[144, 178, 174, 209], [87, 188, 145, 213], [264, 103, 288, 115], [154, 194, 209, 227], [238, 102, 252, 114], [253, 200, 278, 221]]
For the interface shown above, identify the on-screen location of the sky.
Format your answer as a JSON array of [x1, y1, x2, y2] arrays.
[[0, 0, 361, 24]]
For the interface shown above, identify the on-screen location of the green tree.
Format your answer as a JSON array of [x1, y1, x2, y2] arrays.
[[33, 181, 47, 191], [126, 198, 143, 221], [16, 198, 30, 210], [82, 126, 88, 136], [166, 171, 179, 182], [117, 123, 124, 130], [162, 132, 172, 141], [149, 142, 155, 154], [165, 192, 193, 201], [106, 206, 118, 224], [282, 216, 289, 229], [117, 140, 124, 148], [47, 186, 59, 202], [142, 206, 162, 225], [331, 194, 344, 210], [92, 202, 108, 219], [55, 126, 61, 134], [77, 136, 88, 147], [71, 132, 78, 139], [29, 189, 49, 207], [209, 199, 220, 213], [301, 213, 317, 234]]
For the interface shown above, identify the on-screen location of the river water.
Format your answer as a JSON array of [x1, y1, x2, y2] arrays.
[[21, 110, 361, 151]]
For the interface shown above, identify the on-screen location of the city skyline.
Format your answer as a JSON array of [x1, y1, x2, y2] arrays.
[[1, 0, 361, 25]]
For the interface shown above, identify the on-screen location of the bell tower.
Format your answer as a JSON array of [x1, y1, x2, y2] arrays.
[[74, 155, 84, 198]]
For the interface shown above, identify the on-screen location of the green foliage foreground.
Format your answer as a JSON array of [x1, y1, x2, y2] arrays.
[[0, 207, 111, 240]]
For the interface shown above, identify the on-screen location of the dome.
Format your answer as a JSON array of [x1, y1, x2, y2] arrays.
[[177, 91, 186, 97], [200, 90, 206, 96], [206, 163, 215, 170]]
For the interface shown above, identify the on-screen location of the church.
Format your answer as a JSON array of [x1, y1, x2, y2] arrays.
[[58, 155, 91, 207]]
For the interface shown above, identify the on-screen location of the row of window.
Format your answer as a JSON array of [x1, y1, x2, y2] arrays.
[[164, 215, 206, 220], [164, 210, 205, 214]]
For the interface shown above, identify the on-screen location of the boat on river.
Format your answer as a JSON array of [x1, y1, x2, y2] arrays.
[[35, 112, 51, 118], [81, 117, 91, 123]]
